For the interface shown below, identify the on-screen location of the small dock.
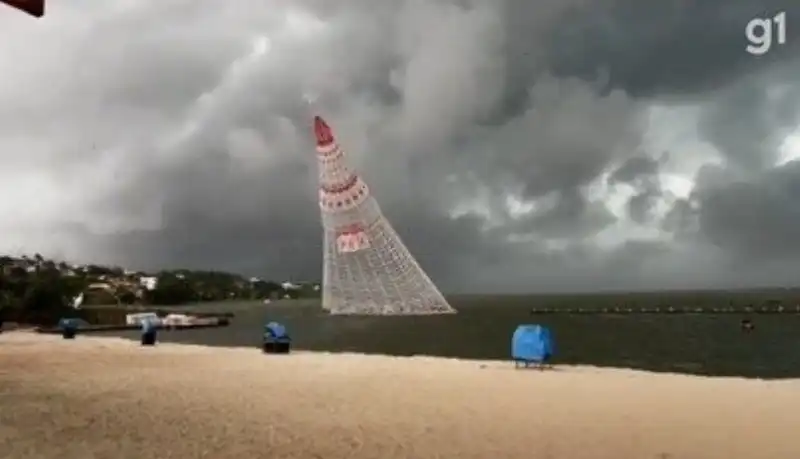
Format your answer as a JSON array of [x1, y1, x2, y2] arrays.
[[529, 305, 800, 315]]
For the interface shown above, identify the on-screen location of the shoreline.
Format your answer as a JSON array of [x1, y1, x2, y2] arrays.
[[86, 330, 798, 381], [3, 330, 796, 382], [3, 331, 800, 458], [23, 299, 799, 379]]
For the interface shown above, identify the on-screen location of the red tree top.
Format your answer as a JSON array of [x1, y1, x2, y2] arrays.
[[1, 0, 45, 17], [313, 116, 335, 147]]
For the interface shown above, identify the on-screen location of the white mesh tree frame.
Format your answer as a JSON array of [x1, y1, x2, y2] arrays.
[[313, 116, 455, 315]]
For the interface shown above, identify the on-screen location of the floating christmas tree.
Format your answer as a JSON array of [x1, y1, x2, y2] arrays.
[[314, 116, 455, 315]]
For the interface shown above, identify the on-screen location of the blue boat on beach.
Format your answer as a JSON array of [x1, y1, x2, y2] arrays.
[[263, 321, 291, 354], [511, 324, 553, 368]]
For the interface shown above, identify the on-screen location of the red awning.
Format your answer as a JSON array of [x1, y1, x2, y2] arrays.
[[1, 0, 44, 17]]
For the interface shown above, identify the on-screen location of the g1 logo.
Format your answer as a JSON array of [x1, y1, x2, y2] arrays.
[[745, 11, 787, 55]]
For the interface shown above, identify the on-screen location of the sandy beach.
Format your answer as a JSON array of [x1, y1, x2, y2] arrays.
[[1, 332, 799, 459]]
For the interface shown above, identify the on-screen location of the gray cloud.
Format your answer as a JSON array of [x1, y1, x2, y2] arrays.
[[0, 0, 799, 292], [696, 160, 800, 259], [608, 155, 663, 224], [548, 0, 800, 96]]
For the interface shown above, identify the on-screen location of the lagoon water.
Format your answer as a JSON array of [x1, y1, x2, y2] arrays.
[[99, 296, 800, 379]]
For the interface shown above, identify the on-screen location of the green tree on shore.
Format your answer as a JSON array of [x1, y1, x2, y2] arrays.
[[0, 254, 321, 325]]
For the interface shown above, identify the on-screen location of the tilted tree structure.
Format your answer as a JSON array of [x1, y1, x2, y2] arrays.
[[313, 116, 455, 315]]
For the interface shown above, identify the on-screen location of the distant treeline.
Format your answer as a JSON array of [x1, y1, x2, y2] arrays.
[[0, 254, 319, 325]]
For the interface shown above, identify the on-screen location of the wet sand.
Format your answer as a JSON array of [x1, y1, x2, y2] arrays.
[[1, 331, 799, 459]]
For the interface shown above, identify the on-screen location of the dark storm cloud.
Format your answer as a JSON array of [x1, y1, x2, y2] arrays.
[[502, 189, 617, 240], [661, 198, 697, 235], [547, 0, 800, 96], [625, 189, 659, 225], [696, 160, 800, 259], [608, 155, 664, 224], [609, 156, 660, 185], [698, 68, 800, 170], [0, 0, 799, 292]]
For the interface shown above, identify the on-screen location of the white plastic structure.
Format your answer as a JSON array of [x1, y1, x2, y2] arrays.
[[314, 116, 455, 315]]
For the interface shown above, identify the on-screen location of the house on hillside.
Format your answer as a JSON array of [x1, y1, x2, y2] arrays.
[[140, 277, 158, 291], [1, 258, 29, 275], [281, 281, 300, 290]]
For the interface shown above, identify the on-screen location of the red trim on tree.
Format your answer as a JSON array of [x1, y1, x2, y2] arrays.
[[320, 175, 358, 194]]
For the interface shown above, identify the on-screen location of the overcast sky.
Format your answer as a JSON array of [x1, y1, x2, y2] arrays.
[[0, 0, 799, 292]]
